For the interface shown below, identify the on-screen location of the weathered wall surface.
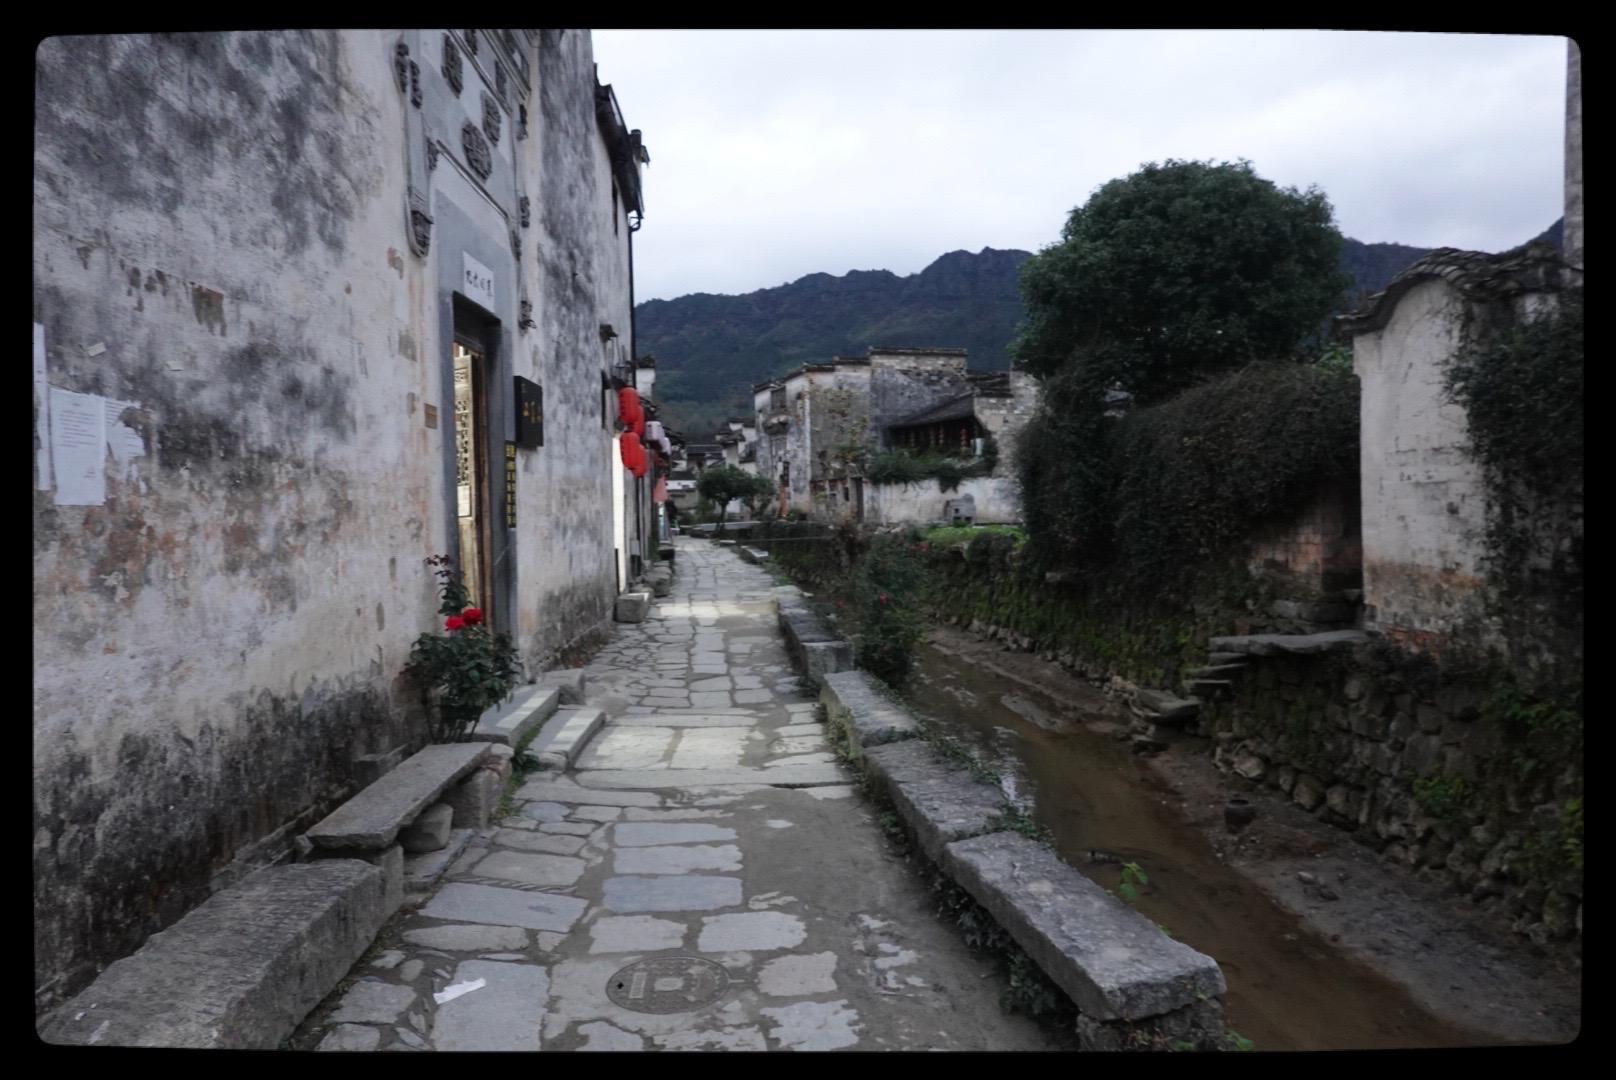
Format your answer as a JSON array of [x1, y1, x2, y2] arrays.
[[807, 364, 871, 482], [867, 349, 971, 447], [971, 372, 1040, 447], [1564, 38, 1582, 268], [1352, 279, 1495, 649], [33, 31, 440, 1012], [32, 29, 633, 1014], [1246, 482, 1362, 599], [865, 476, 1020, 525], [517, 29, 628, 646]]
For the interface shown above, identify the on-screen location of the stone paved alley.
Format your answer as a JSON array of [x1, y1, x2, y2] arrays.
[[296, 539, 1057, 1051]]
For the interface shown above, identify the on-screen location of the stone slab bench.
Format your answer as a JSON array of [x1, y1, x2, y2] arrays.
[[523, 707, 606, 771], [40, 860, 389, 1048], [468, 684, 561, 747], [943, 832, 1225, 1029], [738, 546, 769, 565], [820, 669, 922, 751], [306, 742, 490, 853], [1207, 629, 1368, 657], [863, 740, 1008, 862]]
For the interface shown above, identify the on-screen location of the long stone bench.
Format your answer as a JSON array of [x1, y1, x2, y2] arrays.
[[306, 742, 491, 853], [40, 860, 390, 1048], [304, 742, 494, 914]]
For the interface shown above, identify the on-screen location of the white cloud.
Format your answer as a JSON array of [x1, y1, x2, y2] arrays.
[[593, 30, 1569, 301]]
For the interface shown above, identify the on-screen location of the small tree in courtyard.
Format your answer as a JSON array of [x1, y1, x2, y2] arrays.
[[697, 465, 773, 521]]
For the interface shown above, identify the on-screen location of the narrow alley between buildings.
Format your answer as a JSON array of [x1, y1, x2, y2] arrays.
[[295, 538, 1058, 1051]]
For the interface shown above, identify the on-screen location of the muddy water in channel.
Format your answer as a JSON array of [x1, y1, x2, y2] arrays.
[[907, 640, 1494, 1051]]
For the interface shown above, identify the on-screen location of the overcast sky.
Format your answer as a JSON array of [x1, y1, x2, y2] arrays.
[[592, 30, 1570, 303]]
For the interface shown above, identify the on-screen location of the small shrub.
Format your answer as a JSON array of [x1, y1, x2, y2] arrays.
[[853, 534, 926, 686]]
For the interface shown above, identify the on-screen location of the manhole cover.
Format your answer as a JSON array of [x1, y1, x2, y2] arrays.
[[606, 956, 730, 1013]]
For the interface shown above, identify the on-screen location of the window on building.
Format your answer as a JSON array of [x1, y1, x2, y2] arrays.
[[612, 180, 619, 236]]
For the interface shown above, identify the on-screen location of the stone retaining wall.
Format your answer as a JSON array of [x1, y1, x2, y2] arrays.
[[936, 613, 1582, 951], [1199, 642, 1582, 947]]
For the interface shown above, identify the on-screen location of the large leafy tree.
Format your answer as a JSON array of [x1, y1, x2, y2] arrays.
[[1013, 159, 1348, 405]]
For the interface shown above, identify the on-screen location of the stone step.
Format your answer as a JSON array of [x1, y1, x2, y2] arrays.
[[1207, 629, 1369, 657], [523, 707, 607, 771], [1187, 678, 1235, 699], [1185, 663, 1247, 680], [40, 860, 390, 1048], [1131, 688, 1200, 722], [1206, 651, 1245, 665], [469, 684, 561, 747], [535, 668, 587, 706]]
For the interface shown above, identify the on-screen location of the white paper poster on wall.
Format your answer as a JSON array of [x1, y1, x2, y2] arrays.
[[462, 252, 496, 313], [50, 388, 105, 506], [34, 322, 51, 490]]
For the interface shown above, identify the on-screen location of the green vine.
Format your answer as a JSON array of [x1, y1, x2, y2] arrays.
[[1443, 289, 1583, 667]]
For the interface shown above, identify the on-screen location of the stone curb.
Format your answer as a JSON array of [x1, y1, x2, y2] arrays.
[[828, 677, 1230, 1044], [775, 598, 854, 686], [819, 669, 922, 752], [942, 832, 1226, 1026]]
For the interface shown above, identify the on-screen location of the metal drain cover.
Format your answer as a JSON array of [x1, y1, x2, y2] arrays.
[[606, 956, 729, 1013]]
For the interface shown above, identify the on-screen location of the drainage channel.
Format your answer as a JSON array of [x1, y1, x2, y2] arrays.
[[904, 636, 1495, 1051]]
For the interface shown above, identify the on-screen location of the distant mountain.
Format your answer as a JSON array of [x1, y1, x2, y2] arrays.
[[638, 247, 1031, 434], [642, 223, 1565, 435]]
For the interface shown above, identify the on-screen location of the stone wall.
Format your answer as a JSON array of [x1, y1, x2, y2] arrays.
[[32, 30, 636, 1013], [864, 475, 1020, 526]]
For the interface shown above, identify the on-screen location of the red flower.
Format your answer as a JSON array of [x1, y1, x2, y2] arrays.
[[879, 594, 889, 605], [461, 607, 484, 626], [445, 615, 466, 631]]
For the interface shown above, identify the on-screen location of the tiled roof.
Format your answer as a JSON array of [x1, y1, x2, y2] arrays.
[[1337, 244, 1581, 336]]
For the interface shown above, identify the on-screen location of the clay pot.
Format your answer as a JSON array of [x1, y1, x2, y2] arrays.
[[1224, 798, 1256, 833]]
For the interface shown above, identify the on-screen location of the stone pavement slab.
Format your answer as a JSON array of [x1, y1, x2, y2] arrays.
[[421, 882, 588, 933], [601, 875, 744, 913], [573, 764, 845, 789], [431, 960, 548, 1052]]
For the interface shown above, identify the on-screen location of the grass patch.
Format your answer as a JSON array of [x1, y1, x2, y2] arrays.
[[921, 523, 1027, 548]]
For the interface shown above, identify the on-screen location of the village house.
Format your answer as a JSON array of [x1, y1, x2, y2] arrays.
[[753, 347, 1038, 523], [33, 30, 656, 1016]]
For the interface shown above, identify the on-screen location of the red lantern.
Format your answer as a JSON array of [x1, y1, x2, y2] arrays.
[[620, 431, 644, 472], [616, 387, 643, 431]]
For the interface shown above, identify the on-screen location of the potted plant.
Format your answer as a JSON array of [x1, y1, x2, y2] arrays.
[[406, 554, 523, 742]]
